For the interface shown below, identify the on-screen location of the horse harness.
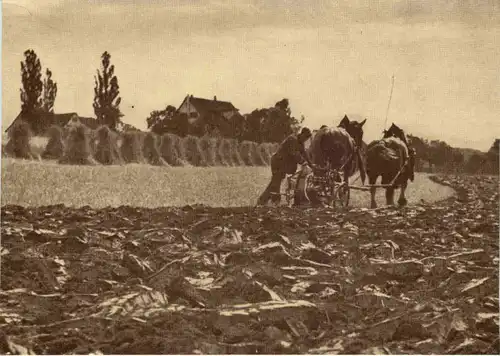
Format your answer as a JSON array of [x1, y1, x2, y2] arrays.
[[308, 133, 360, 189]]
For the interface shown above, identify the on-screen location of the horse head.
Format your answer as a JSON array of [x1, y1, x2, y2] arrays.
[[336, 115, 367, 184], [383, 123, 409, 147], [338, 115, 366, 148]]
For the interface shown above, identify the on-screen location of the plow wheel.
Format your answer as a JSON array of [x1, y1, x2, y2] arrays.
[[304, 174, 333, 207], [304, 174, 322, 205]]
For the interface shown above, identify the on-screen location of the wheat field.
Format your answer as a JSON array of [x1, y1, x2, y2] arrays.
[[1, 158, 455, 208]]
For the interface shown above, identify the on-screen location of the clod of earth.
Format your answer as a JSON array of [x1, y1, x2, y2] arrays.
[[0, 174, 498, 354]]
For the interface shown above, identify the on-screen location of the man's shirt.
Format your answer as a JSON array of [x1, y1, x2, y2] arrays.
[[274, 134, 308, 165]]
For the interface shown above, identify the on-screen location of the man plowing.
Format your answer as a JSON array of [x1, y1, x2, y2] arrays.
[[257, 128, 315, 206]]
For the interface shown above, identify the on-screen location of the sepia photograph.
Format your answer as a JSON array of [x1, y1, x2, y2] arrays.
[[0, 0, 499, 354]]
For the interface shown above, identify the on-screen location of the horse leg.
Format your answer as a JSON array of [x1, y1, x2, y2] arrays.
[[398, 180, 408, 207], [381, 174, 395, 206], [369, 174, 377, 209], [329, 168, 348, 206]]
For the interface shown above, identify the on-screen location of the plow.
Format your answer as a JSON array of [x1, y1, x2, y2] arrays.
[[278, 159, 409, 208]]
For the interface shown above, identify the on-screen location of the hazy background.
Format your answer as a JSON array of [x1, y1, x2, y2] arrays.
[[2, 0, 499, 151]]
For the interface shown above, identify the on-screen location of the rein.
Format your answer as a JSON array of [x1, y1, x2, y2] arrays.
[[339, 149, 355, 171]]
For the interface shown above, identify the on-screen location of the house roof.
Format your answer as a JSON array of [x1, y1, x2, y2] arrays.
[[5, 112, 99, 134], [178, 95, 238, 116], [74, 116, 99, 130]]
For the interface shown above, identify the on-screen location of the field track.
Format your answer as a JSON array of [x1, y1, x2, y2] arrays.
[[1, 158, 455, 208], [0, 173, 498, 354]]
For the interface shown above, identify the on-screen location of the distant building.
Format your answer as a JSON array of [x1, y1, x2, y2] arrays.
[[176, 94, 241, 124], [5, 112, 99, 136], [117, 122, 141, 132]]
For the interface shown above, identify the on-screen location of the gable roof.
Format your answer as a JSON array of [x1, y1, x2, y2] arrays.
[[178, 95, 238, 116], [74, 115, 99, 130], [5, 112, 99, 135]]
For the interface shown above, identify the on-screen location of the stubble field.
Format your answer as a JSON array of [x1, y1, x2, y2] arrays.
[[1, 158, 455, 208]]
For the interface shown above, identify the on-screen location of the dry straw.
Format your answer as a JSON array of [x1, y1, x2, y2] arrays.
[[87, 129, 98, 157], [199, 135, 219, 166], [159, 133, 187, 166], [239, 140, 255, 166], [183, 135, 208, 166], [42, 125, 65, 160], [213, 137, 227, 166], [143, 132, 168, 166], [93, 125, 123, 165], [59, 123, 97, 165], [120, 131, 145, 163], [240, 140, 268, 166], [173, 134, 189, 163], [218, 138, 233, 166], [4, 120, 36, 160], [228, 138, 244, 166]]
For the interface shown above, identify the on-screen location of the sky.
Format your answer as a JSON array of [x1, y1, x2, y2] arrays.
[[2, 0, 499, 151]]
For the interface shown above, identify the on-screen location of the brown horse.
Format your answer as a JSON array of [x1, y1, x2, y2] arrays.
[[366, 123, 415, 208], [308, 115, 367, 184], [383, 123, 416, 182], [293, 115, 367, 206]]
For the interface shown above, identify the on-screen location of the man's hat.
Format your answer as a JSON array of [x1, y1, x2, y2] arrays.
[[300, 127, 312, 137]]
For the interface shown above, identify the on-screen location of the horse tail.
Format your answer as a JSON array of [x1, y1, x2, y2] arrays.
[[356, 149, 366, 185], [310, 130, 328, 167]]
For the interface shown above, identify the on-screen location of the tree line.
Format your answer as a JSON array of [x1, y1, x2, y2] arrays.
[[19, 50, 57, 134], [19, 49, 304, 144], [146, 98, 304, 144], [408, 135, 498, 175], [17, 49, 498, 174], [18, 49, 123, 134]]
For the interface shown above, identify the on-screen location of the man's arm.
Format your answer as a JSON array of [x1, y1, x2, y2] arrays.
[[298, 142, 313, 166], [281, 136, 303, 163]]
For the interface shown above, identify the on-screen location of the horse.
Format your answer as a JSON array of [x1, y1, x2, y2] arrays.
[[294, 115, 367, 206], [366, 123, 415, 209], [309, 115, 367, 183], [383, 123, 416, 182]]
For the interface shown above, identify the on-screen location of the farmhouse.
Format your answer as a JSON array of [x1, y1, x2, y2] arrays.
[[5, 112, 99, 136], [176, 94, 241, 124]]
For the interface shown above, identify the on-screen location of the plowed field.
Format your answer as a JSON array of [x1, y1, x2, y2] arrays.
[[0, 174, 498, 354]]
